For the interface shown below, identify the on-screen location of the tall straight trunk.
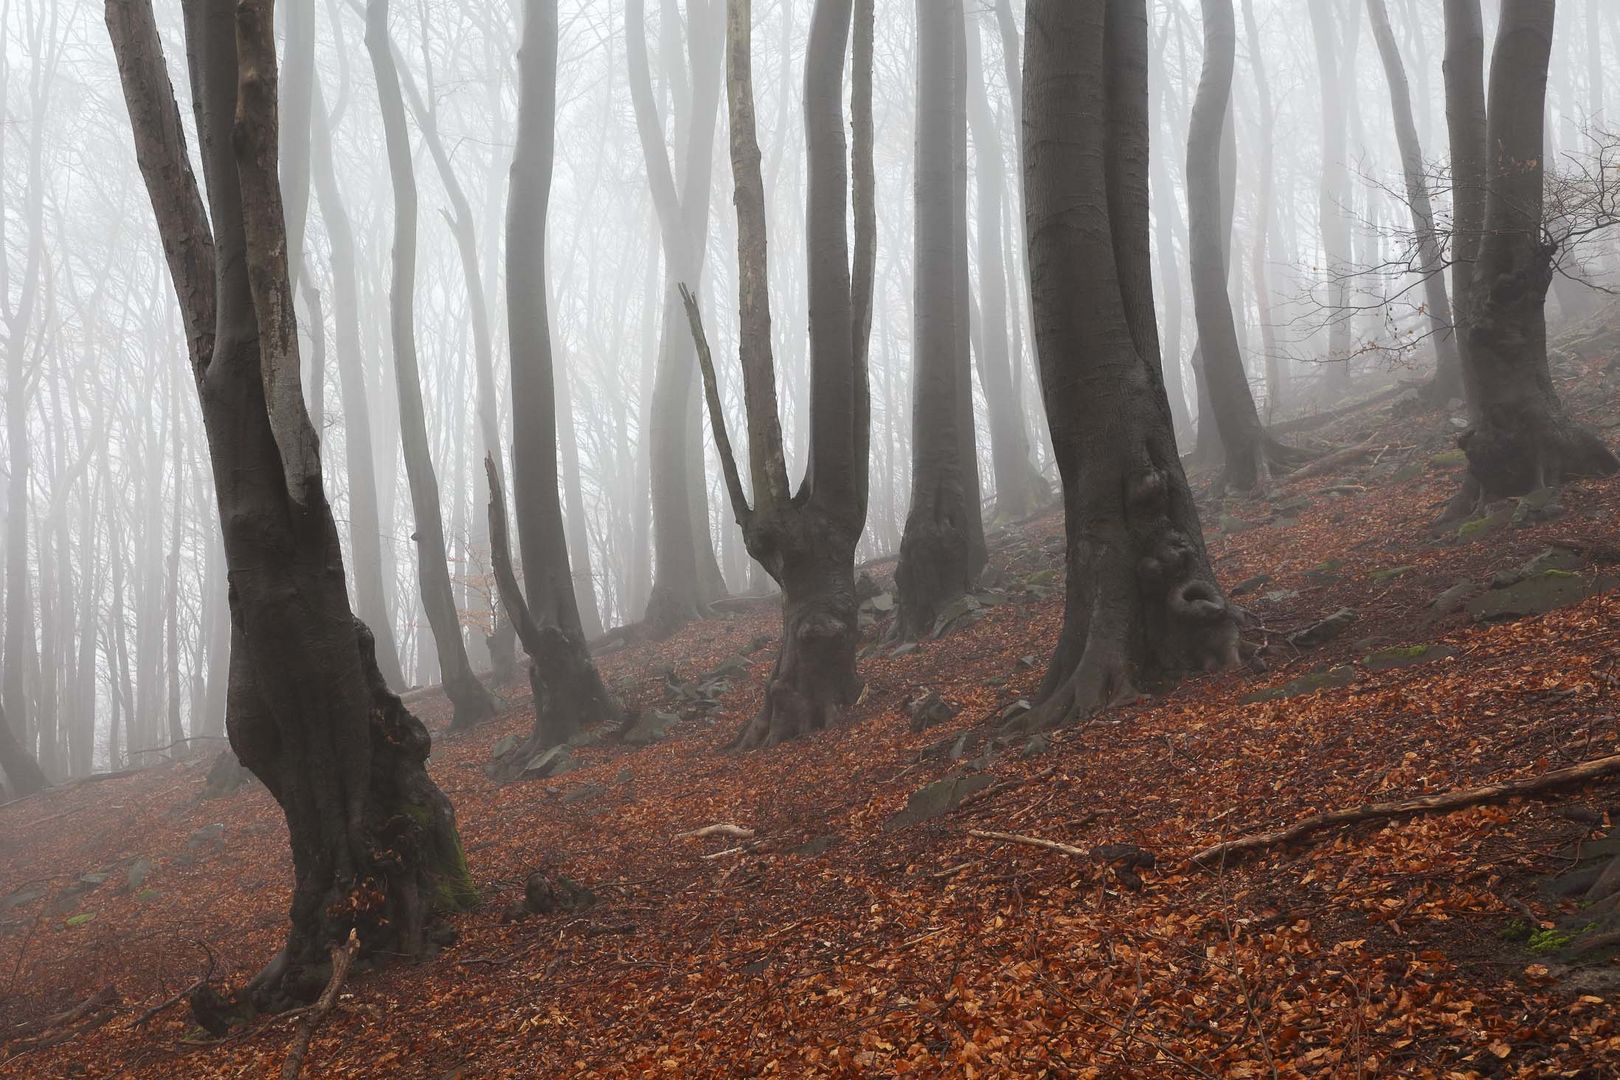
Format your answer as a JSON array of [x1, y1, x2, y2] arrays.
[[1016, 0, 1238, 733], [1451, 0, 1618, 502], [1368, 0, 1463, 399], [363, 0, 495, 729], [1148, 16, 1195, 442], [1309, 0, 1355, 398], [493, 0, 622, 774], [553, 342, 605, 639], [1188, 0, 1270, 490], [627, 0, 728, 633], [964, 8, 1047, 522], [683, 0, 873, 749], [894, 0, 984, 639], [308, 75, 405, 690], [108, 0, 477, 1011], [1444, 0, 1487, 397], [281, 0, 315, 294], [1240, 0, 1286, 418]]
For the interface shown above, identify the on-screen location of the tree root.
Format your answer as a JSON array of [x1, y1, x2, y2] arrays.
[[1191, 752, 1620, 867]]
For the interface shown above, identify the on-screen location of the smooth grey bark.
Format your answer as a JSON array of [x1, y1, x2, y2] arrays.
[[1451, 0, 1618, 502], [1017, 0, 1239, 732], [494, 0, 621, 774], [108, 0, 476, 1011], [1148, 13, 1195, 443], [363, 0, 496, 728], [1367, 0, 1463, 399], [1444, 0, 1487, 397], [1239, 0, 1287, 418], [894, 0, 984, 640], [1309, 0, 1355, 397]]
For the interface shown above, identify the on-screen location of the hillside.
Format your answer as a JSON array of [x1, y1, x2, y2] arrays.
[[4, 346, 1620, 1078]]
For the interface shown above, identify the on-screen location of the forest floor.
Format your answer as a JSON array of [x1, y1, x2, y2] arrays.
[[6, 337, 1620, 1077]]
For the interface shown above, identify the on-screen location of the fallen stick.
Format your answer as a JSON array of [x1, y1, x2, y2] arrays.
[[4, 985, 118, 1042], [1191, 752, 1620, 867], [676, 823, 754, 842], [968, 829, 1087, 859], [280, 930, 360, 1080]]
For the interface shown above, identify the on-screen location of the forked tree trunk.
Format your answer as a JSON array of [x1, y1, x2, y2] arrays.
[[1018, 0, 1240, 733], [107, 0, 476, 1013], [1452, 0, 1618, 502], [683, 0, 872, 749], [363, 0, 496, 729], [894, 0, 984, 640], [1367, 0, 1463, 399], [491, 0, 622, 774]]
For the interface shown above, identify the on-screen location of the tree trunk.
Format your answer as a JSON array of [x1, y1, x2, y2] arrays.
[[1239, 0, 1287, 419], [496, 0, 622, 769], [1453, 0, 1618, 501], [1187, 0, 1270, 491], [1367, 0, 1463, 399], [1444, 0, 1487, 400], [0, 700, 48, 796], [1309, 0, 1355, 399], [894, 0, 984, 640], [363, 0, 496, 729], [1019, 0, 1240, 732], [307, 75, 406, 691], [108, 0, 477, 1012]]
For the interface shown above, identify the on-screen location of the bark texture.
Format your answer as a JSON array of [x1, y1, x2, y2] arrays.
[[108, 0, 476, 1013], [1019, 0, 1240, 732]]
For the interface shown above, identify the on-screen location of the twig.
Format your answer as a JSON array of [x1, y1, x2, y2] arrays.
[[280, 930, 360, 1080], [134, 939, 215, 1028], [1192, 752, 1620, 866], [676, 823, 754, 842], [968, 829, 1087, 859]]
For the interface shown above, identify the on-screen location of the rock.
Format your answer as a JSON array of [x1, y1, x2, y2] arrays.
[[561, 783, 606, 806], [1241, 666, 1356, 704], [1219, 514, 1265, 534], [790, 835, 840, 857], [1512, 488, 1565, 526], [1, 884, 46, 912], [124, 858, 153, 893], [1391, 460, 1425, 483], [1467, 570, 1615, 622], [1363, 643, 1455, 671], [1491, 568, 1525, 590], [884, 774, 997, 830], [890, 641, 919, 658], [186, 824, 225, 851], [907, 690, 958, 733], [709, 655, 752, 679], [997, 699, 1033, 726], [1456, 505, 1512, 543], [1430, 581, 1476, 615], [490, 734, 520, 760], [1018, 654, 1039, 669], [1230, 574, 1272, 597], [523, 871, 596, 916], [1431, 448, 1469, 468], [864, 591, 895, 613], [1522, 547, 1583, 576], [1390, 388, 1423, 416], [521, 746, 577, 780], [623, 709, 677, 747], [1370, 565, 1415, 584], [1304, 560, 1344, 585], [931, 595, 983, 638], [1447, 416, 1471, 432], [1289, 608, 1358, 648], [1261, 589, 1299, 605], [743, 634, 775, 655], [1022, 734, 1050, 758], [616, 766, 634, 784], [855, 572, 883, 601], [1025, 568, 1059, 589]]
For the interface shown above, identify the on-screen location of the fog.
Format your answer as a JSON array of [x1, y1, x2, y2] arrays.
[[2, 0, 1616, 783]]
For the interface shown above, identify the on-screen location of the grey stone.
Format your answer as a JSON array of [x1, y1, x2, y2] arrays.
[[186, 824, 225, 850], [1467, 571, 1614, 621], [1289, 608, 1359, 648], [1022, 734, 1050, 758], [907, 691, 958, 733], [623, 709, 678, 747], [885, 773, 996, 830], [521, 746, 577, 780], [1431, 581, 1476, 614], [561, 783, 605, 806], [491, 734, 520, 760], [1363, 644, 1455, 671], [1241, 666, 1356, 704], [1230, 574, 1272, 597]]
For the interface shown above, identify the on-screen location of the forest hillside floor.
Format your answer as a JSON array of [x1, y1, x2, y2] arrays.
[[7, 332, 1620, 1077]]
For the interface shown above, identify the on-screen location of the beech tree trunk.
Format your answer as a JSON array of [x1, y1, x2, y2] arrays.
[[1309, 0, 1355, 398], [683, 0, 872, 749], [363, 0, 496, 729], [1367, 0, 1463, 399], [108, 0, 477, 1012], [1453, 0, 1618, 500], [1187, 0, 1270, 491], [894, 0, 984, 640], [493, 0, 622, 774], [1239, 0, 1286, 419], [308, 75, 406, 691], [1019, 0, 1240, 732]]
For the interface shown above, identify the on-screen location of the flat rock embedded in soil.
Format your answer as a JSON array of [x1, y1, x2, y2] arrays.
[[1240, 665, 1357, 703], [1466, 571, 1616, 622], [885, 774, 996, 830], [1289, 608, 1359, 648]]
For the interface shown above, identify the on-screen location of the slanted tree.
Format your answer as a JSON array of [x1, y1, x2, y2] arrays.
[[491, 0, 622, 775], [106, 0, 477, 1010], [1367, 0, 1463, 400], [681, 0, 874, 749], [893, 0, 985, 640], [363, 0, 497, 728], [1016, 0, 1240, 731], [1445, 0, 1618, 507]]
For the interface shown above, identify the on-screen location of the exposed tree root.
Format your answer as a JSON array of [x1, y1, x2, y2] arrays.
[[1191, 752, 1620, 867], [280, 930, 359, 1080]]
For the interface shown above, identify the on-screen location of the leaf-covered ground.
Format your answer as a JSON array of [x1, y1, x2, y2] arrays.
[[5, 351, 1620, 1077]]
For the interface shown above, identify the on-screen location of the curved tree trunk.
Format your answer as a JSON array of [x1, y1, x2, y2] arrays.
[[1187, 0, 1270, 490], [363, 0, 496, 729], [108, 0, 476, 1014], [1019, 0, 1240, 732], [494, 0, 622, 774], [894, 0, 984, 640], [1367, 0, 1463, 399], [1454, 0, 1618, 501]]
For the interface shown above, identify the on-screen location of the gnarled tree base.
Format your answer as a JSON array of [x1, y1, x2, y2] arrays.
[[893, 511, 982, 642], [444, 669, 500, 733]]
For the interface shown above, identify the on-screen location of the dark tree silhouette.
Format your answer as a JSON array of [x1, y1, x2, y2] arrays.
[[1016, 0, 1240, 731]]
